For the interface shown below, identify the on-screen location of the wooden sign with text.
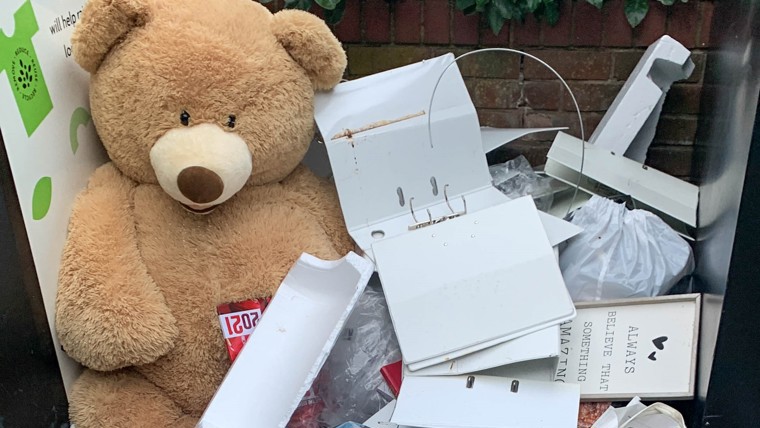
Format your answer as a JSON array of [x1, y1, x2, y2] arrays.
[[554, 294, 701, 401]]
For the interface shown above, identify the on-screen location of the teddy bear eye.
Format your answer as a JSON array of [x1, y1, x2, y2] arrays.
[[227, 114, 236, 129], [180, 110, 190, 126]]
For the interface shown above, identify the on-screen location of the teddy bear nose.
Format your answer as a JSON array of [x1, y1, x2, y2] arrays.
[[177, 166, 225, 204]]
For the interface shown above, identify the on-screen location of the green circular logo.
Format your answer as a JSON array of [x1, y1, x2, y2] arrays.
[[11, 47, 40, 102]]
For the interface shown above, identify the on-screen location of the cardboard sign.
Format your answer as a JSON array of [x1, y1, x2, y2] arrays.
[[554, 294, 701, 401], [1, 0, 108, 395]]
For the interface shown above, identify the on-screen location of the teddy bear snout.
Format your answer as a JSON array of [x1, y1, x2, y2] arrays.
[[177, 166, 225, 204], [150, 123, 253, 212]]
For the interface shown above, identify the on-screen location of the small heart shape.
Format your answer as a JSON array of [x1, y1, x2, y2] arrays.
[[652, 336, 668, 350], [648, 351, 657, 361]]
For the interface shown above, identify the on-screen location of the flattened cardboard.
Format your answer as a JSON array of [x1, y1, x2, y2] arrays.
[[198, 252, 374, 428], [0, 0, 108, 394]]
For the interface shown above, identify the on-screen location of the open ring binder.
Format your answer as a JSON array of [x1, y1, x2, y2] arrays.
[[314, 54, 582, 370]]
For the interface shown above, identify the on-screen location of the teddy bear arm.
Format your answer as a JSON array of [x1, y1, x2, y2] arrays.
[[56, 164, 178, 371], [281, 164, 355, 256], [69, 369, 196, 428]]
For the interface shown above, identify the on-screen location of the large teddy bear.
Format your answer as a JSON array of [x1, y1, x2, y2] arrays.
[[54, 0, 353, 426]]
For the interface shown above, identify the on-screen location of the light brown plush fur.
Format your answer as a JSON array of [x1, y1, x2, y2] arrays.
[[55, 0, 352, 426]]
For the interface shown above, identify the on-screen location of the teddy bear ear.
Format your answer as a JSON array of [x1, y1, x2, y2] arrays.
[[71, 0, 151, 74], [272, 9, 347, 91]]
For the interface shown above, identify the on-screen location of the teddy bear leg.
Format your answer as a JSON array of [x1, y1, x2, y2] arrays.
[[69, 369, 197, 428]]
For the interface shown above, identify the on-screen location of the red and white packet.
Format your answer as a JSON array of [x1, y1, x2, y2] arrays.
[[217, 298, 270, 361], [217, 298, 325, 427]]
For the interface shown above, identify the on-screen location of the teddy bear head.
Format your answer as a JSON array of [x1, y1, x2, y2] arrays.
[[72, 0, 346, 213]]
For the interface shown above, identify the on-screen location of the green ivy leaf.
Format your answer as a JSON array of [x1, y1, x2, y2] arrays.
[[586, 0, 604, 9], [315, 0, 340, 9], [258, 0, 274, 3], [542, 0, 560, 25], [490, 0, 508, 17], [475, 0, 491, 13], [657, 0, 675, 5], [524, 0, 542, 12], [457, 0, 478, 11], [487, 4, 506, 34], [324, 0, 346, 24], [491, 0, 522, 19], [284, 0, 312, 10], [461, 4, 478, 14], [624, 0, 649, 27]]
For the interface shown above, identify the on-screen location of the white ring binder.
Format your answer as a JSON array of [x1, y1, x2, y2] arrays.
[[313, 55, 582, 369]]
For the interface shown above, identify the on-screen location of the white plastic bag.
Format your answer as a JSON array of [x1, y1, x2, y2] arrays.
[[559, 196, 694, 301], [592, 397, 685, 428]]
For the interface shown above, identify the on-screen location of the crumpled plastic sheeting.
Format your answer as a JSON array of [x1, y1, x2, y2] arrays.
[[559, 196, 694, 302], [489, 155, 554, 212], [316, 277, 401, 426]]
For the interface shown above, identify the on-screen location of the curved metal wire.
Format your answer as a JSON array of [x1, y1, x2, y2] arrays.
[[426, 48, 586, 216]]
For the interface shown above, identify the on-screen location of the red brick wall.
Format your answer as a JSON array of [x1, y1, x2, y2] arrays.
[[268, 0, 714, 181]]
